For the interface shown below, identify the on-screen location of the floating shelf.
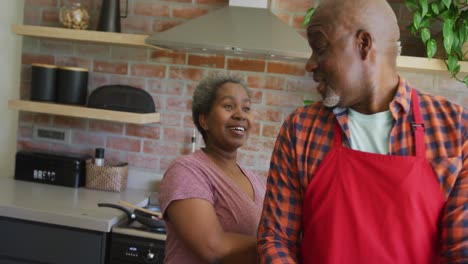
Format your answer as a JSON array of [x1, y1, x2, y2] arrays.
[[397, 55, 468, 74], [12, 24, 166, 50], [8, 100, 160, 124]]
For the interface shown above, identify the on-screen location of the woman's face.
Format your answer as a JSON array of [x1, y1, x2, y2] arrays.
[[200, 82, 253, 152]]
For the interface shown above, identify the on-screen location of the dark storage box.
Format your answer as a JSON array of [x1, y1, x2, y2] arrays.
[[14, 150, 91, 188]]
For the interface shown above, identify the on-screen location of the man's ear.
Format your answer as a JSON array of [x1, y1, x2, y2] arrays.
[[356, 30, 372, 60]]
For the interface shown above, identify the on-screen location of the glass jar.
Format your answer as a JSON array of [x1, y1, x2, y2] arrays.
[[59, 3, 90, 30]]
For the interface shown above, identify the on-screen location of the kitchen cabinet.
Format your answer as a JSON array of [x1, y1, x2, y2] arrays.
[[0, 216, 108, 264], [10, 25, 163, 125]]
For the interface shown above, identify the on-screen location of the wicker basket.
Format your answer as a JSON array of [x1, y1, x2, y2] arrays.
[[85, 160, 128, 192]]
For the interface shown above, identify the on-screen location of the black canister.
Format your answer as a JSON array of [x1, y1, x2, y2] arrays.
[[56, 66, 89, 105], [30, 63, 58, 102]]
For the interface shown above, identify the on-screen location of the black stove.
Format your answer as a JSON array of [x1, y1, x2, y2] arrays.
[[108, 220, 166, 264]]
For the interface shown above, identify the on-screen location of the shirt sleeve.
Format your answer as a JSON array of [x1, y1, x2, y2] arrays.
[[257, 112, 303, 263], [158, 159, 214, 217], [440, 111, 468, 263]]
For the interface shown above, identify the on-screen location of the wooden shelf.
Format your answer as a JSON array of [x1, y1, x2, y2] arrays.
[[12, 24, 166, 50], [397, 55, 468, 74], [8, 100, 160, 124]]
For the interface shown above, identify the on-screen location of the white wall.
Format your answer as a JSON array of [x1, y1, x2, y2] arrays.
[[0, 0, 23, 176]]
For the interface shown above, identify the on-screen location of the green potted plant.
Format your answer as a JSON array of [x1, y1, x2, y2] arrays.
[[405, 0, 467, 87]]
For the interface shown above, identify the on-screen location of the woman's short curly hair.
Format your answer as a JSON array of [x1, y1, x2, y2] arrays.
[[192, 74, 250, 143]]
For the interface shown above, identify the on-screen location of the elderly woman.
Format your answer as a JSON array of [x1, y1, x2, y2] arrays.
[[158, 74, 266, 264]]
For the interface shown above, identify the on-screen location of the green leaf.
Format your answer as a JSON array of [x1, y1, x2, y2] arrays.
[[453, 65, 461, 76], [459, 22, 467, 44], [420, 0, 429, 17], [464, 76, 468, 88], [426, 39, 437, 59], [431, 2, 439, 15], [443, 20, 454, 54], [405, 0, 419, 12], [302, 7, 315, 27], [421, 28, 431, 44], [413, 11, 422, 30], [442, 0, 451, 9], [447, 55, 458, 73]]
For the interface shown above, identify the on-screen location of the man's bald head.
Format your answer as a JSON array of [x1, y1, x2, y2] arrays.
[[309, 0, 400, 58]]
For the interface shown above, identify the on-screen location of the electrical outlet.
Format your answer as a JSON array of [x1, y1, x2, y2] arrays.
[[33, 126, 71, 144]]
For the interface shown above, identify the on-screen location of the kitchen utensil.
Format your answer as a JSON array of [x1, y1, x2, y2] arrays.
[[97, 0, 128, 33], [118, 200, 163, 218], [98, 203, 165, 229]]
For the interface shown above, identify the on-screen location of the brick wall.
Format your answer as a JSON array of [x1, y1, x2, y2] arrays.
[[18, 0, 467, 188]]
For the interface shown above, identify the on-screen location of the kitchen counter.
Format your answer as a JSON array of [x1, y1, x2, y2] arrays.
[[0, 177, 149, 232]]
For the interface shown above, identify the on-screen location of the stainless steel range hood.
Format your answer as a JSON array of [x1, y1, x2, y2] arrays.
[[145, 2, 311, 62]]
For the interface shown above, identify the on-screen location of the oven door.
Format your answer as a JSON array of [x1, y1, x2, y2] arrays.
[[108, 233, 165, 264]]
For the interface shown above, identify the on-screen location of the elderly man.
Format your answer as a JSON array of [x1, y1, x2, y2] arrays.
[[257, 0, 468, 263]]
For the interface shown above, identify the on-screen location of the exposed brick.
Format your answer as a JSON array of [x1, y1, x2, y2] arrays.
[[126, 153, 159, 170], [285, 78, 317, 93], [275, 0, 312, 12], [165, 0, 192, 3], [152, 19, 184, 32], [262, 124, 282, 138], [131, 64, 166, 78], [267, 61, 305, 76], [250, 90, 264, 104], [143, 140, 180, 156], [227, 58, 265, 72], [247, 75, 285, 90], [53, 116, 87, 129], [160, 112, 183, 127], [172, 6, 209, 19], [250, 122, 261, 137], [18, 112, 52, 125], [183, 114, 197, 128], [126, 124, 161, 139], [169, 66, 204, 81], [188, 54, 225, 68], [55, 56, 92, 70], [242, 137, 276, 152], [111, 46, 148, 61], [72, 131, 105, 146], [273, 12, 290, 25], [19, 125, 34, 139], [237, 152, 257, 167], [134, 2, 170, 17], [163, 127, 190, 143], [24, 8, 41, 25], [75, 43, 111, 59], [94, 61, 128, 75], [265, 91, 303, 107], [42, 9, 59, 24], [121, 16, 152, 34], [254, 108, 283, 122], [109, 75, 146, 89], [89, 120, 124, 134], [147, 79, 184, 95], [107, 136, 141, 152], [292, 14, 306, 29], [166, 97, 192, 111], [160, 156, 178, 172], [22, 53, 55, 65], [150, 50, 186, 65], [17, 140, 50, 151], [39, 40, 74, 56], [88, 73, 110, 90], [25, 0, 58, 6], [151, 95, 164, 111]]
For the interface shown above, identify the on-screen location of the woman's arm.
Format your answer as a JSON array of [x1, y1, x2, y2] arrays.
[[166, 198, 257, 264]]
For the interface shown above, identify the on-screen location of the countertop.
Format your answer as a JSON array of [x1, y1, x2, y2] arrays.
[[0, 177, 149, 232]]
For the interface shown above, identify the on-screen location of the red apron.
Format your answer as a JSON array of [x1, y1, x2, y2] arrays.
[[301, 89, 445, 263]]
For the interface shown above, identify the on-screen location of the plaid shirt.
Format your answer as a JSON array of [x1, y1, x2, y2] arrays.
[[257, 77, 468, 263]]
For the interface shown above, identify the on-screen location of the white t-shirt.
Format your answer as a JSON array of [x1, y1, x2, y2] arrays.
[[348, 109, 394, 154]]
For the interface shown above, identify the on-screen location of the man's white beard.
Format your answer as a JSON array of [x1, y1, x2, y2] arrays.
[[323, 86, 340, 107]]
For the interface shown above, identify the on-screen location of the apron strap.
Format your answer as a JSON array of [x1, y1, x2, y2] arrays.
[[333, 121, 342, 147], [411, 89, 425, 158]]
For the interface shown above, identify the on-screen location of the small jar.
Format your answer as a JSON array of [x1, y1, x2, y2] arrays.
[[59, 3, 90, 30]]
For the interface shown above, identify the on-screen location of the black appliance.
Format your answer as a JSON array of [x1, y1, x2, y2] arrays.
[[14, 150, 91, 188], [109, 221, 166, 264], [87, 85, 156, 113]]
